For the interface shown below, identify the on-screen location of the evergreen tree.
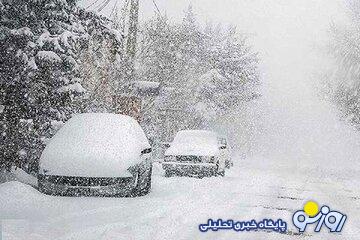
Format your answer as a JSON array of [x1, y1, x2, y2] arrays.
[[0, 0, 123, 172], [137, 7, 259, 144]]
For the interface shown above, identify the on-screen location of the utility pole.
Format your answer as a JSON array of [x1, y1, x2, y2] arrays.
[[87, 0, 143, 120], [113, 0, 142, 121], [126, 0, 139, 82]]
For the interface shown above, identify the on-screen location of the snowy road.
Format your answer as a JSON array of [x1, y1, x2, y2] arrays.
[[1, 159, 360, 240]]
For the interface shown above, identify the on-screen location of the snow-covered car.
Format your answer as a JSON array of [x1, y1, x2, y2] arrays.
[[38, 113, 153, 197], [162, 130, 226, 177], [218, 136, 233, 168]]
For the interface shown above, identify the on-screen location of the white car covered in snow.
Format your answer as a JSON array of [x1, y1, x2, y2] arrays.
[[38, 113, 153, 197], [162, 130, 226, 177]]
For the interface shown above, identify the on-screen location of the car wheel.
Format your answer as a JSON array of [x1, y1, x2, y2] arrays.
[[132, 165, 152, 197]]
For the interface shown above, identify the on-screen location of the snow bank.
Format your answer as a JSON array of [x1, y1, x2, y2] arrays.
[[0, 181, 39, 198], [40, 113, 150, 177], [0, 181, 43, 219], [165, 130, 220, 156], [2, 162, 359, 239], [11, 167, 38, 187], [0, 167, 37, 186]]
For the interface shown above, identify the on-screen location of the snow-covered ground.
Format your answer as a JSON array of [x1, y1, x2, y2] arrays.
[[1, 158, 359, 240]]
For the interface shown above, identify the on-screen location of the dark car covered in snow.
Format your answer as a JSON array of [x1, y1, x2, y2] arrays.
[[38, 113, 153, 197]]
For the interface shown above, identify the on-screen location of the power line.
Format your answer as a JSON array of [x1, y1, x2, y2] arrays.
[[151, 0, 161, 15], [109, 0, 119, 19], [94, 0, 109, 10], [98, 0, 112, 12], [85, 0, 102, 10], [87, 0, 162, 20]]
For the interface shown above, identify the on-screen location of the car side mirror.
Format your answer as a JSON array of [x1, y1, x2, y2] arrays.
[[141, 148, 152, 154]]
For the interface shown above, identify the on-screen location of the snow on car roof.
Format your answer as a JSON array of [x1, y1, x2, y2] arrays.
[[165, 130, 220, 156], [40, 113, 150, 178], [174, 130, 218, 141]]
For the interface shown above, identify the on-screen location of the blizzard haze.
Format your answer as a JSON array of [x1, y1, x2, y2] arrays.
[[2, 1, 360, 239], [78, 0, 360, 170], [137, 0, 360, 171]]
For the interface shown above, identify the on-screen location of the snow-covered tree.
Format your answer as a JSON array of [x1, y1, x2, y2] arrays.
[[0, 0, 123, 172], [137, 7, 260, 145]]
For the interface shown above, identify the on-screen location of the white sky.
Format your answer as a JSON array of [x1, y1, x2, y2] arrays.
[[140, 0, 346, 98], [82, 0, 347, 101]]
